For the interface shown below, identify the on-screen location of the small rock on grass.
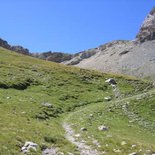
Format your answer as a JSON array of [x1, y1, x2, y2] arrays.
[[89, 114, 93, 117], [74, 134, 80, 138], [41, 102, 53, 108], [113, 149, 121, 153], [129, 152, 137, 155], [81, 127, 87, 131], [121, 141, 127, 145], [21, 141, 38, 153], [98, 125, 108, 131], [104, 96, 112, 101], [131, 144, 136, 148]]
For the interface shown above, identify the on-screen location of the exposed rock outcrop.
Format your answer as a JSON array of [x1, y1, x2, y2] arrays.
[[0, 38, 30, 55], [34, 51, 72, 63], [0, 38, 11, 49], [136, 7, 155, 42]]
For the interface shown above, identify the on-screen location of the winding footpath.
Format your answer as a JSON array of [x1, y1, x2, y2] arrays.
[[63, 88, 155, 155], [63, 123, 102, 155]]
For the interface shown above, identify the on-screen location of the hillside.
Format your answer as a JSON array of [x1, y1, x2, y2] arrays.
[[63, 7, 155, 80], [0, 47, 155, 155]]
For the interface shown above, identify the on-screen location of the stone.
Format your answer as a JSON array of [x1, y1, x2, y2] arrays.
[[131, 144, 136, 148], [98, 125, 108, 131], [42, 147, 58, 155], [74, 134, 80, 138], [89, 114, 93, 117], [21, 141, 38, 153], [105, 144, 109, 147], [41, 102, 53, 108], [129, 152, 137, 155], [80, 127, 87, 131], [113, 149, 121, 153], [104, 96, 112, 101], [105, 78, 117, 85], [121, 141, 127, 145]]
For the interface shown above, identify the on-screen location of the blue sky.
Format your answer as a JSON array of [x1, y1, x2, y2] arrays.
[[0, 0, 155, 53]]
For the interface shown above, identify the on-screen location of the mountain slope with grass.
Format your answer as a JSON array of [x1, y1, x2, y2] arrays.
[[0, 47, 155, 155]]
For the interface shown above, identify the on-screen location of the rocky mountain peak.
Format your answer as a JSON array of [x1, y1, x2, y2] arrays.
[[136, 7, 155, 42]]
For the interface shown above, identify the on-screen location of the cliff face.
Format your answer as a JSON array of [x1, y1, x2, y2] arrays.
[[136, 7, 155, 42]]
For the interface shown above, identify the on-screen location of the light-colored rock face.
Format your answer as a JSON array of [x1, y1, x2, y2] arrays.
[[63, 7, 155, 80], [136, 7, 155, 42], [76, 40, 155, 79]]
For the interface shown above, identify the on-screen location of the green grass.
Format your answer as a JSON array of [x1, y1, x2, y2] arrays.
[[0, 47, 154, 154]]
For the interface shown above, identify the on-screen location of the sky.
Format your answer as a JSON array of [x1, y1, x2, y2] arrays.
[[0, 0, 155, 53]]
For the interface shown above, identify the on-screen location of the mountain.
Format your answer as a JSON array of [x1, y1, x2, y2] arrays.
[[1, 7, 155, 80], [63, 7, 155, 80], [0, 46, 155, 155], [0, 38, 30, 55], [33, 51, 72, 63]]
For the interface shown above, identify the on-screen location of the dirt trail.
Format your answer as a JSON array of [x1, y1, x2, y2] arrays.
[[63, 89, 155, 155], [63, 123, 102, 155]]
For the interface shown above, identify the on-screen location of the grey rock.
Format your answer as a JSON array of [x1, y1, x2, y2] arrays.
[[129, 152, 137, 155], [113, 149, 121, 153], [81, 127, 87, 131], [42, 147, 58, 155], [21, 141, 38, 153], [136, 7, 155, 42], [104, 96, 112, 101], [41, 102, 53, 108], [98, 125, 108, 131], [105, 78, 117, 85], [121, 141, 127, 145]]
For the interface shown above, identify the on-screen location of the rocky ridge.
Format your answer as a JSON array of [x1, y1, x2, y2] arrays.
[[136, 7, 155, 42], [0, 38, 72, 62], [63, 7, 155, 80], [0, 38, 30, 55]]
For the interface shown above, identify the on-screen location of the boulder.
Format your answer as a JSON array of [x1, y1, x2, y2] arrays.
[[105, 78, 117, 85], [21, 141, 38, 153]]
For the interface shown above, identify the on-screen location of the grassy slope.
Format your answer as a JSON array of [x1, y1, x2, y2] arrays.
[[67, 90, 155, 155], [0, 47, 154, 155]]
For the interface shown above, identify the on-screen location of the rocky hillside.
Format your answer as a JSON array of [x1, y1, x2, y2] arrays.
[[33, 51, 72, 63], [0, 38, 30, 55], [63, 7, 155, 80], [0, 38, 74, 63]]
